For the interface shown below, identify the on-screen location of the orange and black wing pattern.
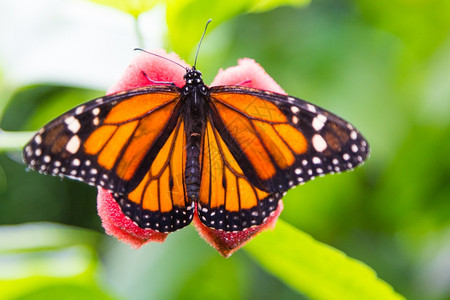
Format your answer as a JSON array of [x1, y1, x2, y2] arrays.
[[197, 86, 369, 230], [116, 118, 193, 231], [23, 86, 193, 232], [198, 119, 278, 231], [23, 67, 369, 233]]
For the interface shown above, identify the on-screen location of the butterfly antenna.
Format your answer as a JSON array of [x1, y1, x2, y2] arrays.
[[193, 19, 212, 69], [134, 48, 187, 70]]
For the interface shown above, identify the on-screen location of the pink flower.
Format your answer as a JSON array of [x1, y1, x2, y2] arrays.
[[97, 50, 285, 257]]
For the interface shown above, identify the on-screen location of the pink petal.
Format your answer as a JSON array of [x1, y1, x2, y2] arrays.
[[106, 49, 189, 95], [97, 188, 168, 248], [193, 203, 284, 258], [211, 58, 286, 94]]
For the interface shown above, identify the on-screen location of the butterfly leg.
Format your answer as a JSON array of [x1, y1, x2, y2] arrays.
[[141, 71, 177, 86], [235, 79, 252, 86]]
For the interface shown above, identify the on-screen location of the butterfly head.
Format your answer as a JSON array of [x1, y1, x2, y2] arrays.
[[184, 68, 202, 83], [182, 68, 208, 96]]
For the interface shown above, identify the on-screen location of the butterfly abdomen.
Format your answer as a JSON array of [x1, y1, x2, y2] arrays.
[[184, 110, 206, 200], [185, 133, 202, 200]]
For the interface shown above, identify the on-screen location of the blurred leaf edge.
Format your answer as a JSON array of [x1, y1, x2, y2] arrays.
[[244, 220, 405, 300]]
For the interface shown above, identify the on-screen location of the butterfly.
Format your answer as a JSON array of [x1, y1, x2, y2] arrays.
[[23, 17, 369, 234], [23, 58, 369, 233]]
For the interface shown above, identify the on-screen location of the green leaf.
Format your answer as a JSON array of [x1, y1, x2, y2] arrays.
[[355, 0, 450, 58], [249, 0, 311, 13], [244, 220, 405, 300], [17, 284, 116, 300], [166, 0, 310, 59], [0, 223, 114, 300], [0, 223, 101, 253], [0, 131, 34, 152], [89, 0, 158, 18]]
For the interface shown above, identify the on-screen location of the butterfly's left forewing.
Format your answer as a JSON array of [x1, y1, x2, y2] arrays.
[[208, 86, 370, 195]]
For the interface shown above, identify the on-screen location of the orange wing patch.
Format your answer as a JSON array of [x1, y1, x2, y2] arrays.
[[273, 123, 307, 155], [213, 101, 276, 180], [84, 125, 116, 155], [212, 93, 287, 123], [98, 121, 139, 170], [253, 120, 295, 169], [116, 102, 177, 180], [83, 95, 178, 181], [105, 93, 178, 123]]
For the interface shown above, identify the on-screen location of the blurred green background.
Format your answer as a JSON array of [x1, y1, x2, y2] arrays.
[[0, 0, 449, 299]]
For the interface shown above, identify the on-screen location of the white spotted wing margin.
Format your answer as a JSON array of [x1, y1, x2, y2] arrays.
[[22, 85, 180, 194], [209, 86, 370, 193]]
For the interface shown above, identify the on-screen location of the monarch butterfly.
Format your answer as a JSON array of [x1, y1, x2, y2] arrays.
[[23, 24, 369, 234]]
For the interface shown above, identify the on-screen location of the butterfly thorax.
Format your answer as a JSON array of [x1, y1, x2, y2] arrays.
[[181, 68, 209, 200]]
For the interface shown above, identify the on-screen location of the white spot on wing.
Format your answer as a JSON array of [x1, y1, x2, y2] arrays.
[[306, 104, 317, 113], [291, 106, 300, 114], [66, 136, 81, 154], [65, 116, 75, 125], [312, 114, 327, 131], [35, 135, 42, 145], [312, 134, 327, 152], [312, 157, 321, 164], [67, 118, 81, 133], [92, 108, 100, 115], [75, 105, 86, 115]]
